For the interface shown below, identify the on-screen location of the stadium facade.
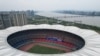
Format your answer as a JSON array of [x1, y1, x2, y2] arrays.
[[0, 24, 100, 56]]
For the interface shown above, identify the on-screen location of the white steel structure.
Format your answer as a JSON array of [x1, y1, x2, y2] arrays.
[[0, 24, 100, 56]]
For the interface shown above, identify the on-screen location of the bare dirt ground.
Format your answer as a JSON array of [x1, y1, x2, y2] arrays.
[[19, 43, 35, 51]]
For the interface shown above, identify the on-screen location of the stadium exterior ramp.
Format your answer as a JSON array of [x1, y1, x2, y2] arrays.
[[0, 24, 100, 56]]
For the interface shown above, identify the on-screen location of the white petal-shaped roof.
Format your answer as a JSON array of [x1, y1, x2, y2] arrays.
[[0, 24, 100, 56]]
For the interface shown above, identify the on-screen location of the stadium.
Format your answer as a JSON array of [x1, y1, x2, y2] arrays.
[[7, 29, 85, 54], [0, 24, 100, 56]]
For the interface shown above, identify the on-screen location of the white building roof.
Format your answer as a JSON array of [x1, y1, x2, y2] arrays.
[[0, 24, 100, 56]]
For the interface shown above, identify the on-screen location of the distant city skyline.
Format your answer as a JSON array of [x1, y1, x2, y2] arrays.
[[0, 0, 100, 11]]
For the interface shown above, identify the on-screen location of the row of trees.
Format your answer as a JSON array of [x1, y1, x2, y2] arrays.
[[56, 10, 100, 16]]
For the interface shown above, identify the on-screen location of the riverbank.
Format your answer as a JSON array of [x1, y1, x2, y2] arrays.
[[28, 15, 100, 34], [36, 12, 100, 27]]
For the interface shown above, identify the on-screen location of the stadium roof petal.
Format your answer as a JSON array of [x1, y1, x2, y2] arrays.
[[0, 24, 100, 56]]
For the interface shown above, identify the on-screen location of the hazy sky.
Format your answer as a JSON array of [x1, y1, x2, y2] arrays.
[[0, 0, 100, 11]]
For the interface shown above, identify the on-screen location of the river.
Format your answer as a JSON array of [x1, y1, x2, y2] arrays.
[[36, 12, 100, 27]]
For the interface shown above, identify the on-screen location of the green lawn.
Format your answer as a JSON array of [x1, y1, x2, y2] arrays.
[[28, 45, 65, 54]]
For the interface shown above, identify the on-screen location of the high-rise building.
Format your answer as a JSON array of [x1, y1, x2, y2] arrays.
[[0, 11, 28, 29], [0, 12, 12, 29], [10, 11, 28, 26]]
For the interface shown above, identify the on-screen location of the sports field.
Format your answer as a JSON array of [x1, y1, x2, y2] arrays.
[[28, 45, 66, 54]]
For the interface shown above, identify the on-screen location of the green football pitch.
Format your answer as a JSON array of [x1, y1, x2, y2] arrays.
[[28, 45, 66, 54]]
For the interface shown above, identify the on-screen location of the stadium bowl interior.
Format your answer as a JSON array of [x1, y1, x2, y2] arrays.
[[7, 29, 85, 54]]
